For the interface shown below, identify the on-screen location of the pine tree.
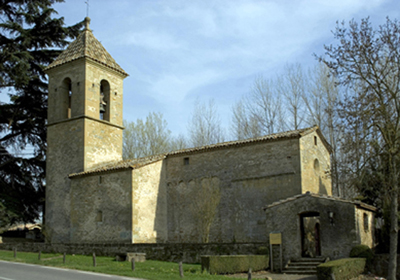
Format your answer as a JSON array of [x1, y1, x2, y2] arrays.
[[0, 0, 82, 228]]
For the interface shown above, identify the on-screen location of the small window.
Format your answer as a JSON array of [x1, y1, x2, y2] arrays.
[[183, 157, 189, 165], [314, 136, 318, 145], [99, 176, 103, 184], [95, 211, 103, 223], [363, 213, 369, 231]]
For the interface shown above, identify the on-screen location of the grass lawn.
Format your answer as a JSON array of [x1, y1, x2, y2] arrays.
[[0, 250, 235, 280]]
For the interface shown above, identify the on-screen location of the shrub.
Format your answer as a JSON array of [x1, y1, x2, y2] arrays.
[[201, 255, 269, 274], [317, 258, 366, 280], [256, 246, 269, 255], [350, 244, 374, 269]]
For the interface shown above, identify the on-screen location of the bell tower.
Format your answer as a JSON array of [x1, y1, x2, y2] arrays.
[[44, 17, 128, 243]]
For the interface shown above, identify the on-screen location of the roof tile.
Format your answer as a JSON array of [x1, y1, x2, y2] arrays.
[[45, 17, 128, 76], [69, 126, 323, 177]]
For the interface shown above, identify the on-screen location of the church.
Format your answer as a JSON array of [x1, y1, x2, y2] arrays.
[[44, 17, 375, 263]]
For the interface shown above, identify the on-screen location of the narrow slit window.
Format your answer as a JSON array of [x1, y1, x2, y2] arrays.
[[96, 211, 103, 223], [68, 83, 72, 118], [314, 136, 318, 146]]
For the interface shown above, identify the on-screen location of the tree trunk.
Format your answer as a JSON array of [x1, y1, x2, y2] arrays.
[[388, 158, 398, 280]]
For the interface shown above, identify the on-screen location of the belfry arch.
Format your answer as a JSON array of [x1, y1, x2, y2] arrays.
[[100, 80, 110, 121], [60, 77, 72, 119]]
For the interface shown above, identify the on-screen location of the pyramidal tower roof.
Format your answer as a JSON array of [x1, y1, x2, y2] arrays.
[[45, 17, 128, 76]]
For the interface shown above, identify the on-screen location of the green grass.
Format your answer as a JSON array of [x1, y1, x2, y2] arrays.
[[0, 250, 235, 280]]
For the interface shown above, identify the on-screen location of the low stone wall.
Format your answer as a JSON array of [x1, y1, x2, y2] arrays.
[[0, 242, 266, 263], [201, 255, 269, 274], [371, 254, 400, 279]]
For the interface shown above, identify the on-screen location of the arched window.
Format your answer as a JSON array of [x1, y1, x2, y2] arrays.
[[314, 159, 320, 172], [61, 78, 72, 119], [100, 80, 110, 121]]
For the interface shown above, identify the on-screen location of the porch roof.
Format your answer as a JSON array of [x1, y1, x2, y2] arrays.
[[263, 192, 377, 212]]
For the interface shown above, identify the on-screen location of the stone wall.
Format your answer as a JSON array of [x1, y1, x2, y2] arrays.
[[299, 131, 331, 195], [70, 170, 132, 243], [265, 194, 363, 265], [46, 60, 85, 123], [46, 119, 85, 243], [165, 138, 302, 243], [84, 60, 125, 126], [355, 207, 374, 247], [84, 118, 123, 170], [0, 242, 266, 264], [132, 160, 168, 243]]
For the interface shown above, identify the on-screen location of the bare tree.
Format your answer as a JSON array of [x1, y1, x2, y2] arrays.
[[231, 76, 285, 140], [190, 177, 221, 243], [188, 99, 224, 147], [303, 62, 342, 196], [123, 112, 172, 159], [169, 134, 188, 152], [231, 102, 259, 140], [277, 63, 306, 130], [320, 18, 400, 280]]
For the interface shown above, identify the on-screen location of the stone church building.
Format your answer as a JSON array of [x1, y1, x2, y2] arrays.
[[44, 18, 375, 262]]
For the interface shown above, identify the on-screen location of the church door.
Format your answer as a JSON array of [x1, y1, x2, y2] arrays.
[[300, 212, 321, 258]]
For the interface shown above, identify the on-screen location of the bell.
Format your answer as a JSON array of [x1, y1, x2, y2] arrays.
[[100, 103, 106, 113], [100, 92, 107, 113]]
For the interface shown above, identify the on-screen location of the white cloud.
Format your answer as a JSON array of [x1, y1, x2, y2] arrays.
[[124, 30, 184, 50]]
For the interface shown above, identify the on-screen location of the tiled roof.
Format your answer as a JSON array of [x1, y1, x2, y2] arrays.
[[44, 17, 128, 76], [69, 154, 166, 178], [69, 126, 326, 177], [263, 192, 377, 211], [167, 126, 320, 157]]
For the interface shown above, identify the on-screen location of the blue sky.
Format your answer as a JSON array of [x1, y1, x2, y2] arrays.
[[9, 0, 400, 138]]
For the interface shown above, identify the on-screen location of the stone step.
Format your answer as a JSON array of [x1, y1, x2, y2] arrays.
[[293, 257, 326, 262], [285, 265, 317, 270], [282, 257, 326, 275], [282, 269, 317, 275], [288, 262, 322, 266]]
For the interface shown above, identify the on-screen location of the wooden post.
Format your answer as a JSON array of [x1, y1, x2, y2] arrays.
[[179, 261, 184, 278], [280, 244, 283, 272], [247, 268, 252, 280], [269, 232, 282, 273], [269, 243, 273, 272], [13, 248, 16, 258], [93, 252, 96, 267], [63, 252, 66, 264], [131, 258, 135, 271], [38, 251, 41, 260]]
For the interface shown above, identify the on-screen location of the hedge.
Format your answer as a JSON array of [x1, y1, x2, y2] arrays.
[[317, 258, 366, 280], [350, 244, 374, 269], [201, 255, 269, 274]]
